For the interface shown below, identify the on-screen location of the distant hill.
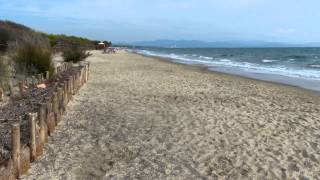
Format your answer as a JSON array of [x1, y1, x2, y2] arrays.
[[119, 39, 320, 48], [0, 20, 49, 51], [0, 20, 111, 52]]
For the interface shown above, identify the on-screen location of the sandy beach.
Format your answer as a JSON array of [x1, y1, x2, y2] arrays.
[[22, 50, 320, 179]]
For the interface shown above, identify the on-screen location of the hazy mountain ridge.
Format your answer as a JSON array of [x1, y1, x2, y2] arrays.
[[119, 39, 320, 48]]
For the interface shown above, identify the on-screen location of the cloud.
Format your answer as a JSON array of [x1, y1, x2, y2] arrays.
[[0, 0, 319, 43]]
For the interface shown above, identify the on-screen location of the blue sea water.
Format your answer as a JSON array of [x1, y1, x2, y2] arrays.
[[128, 47, 320, 91]]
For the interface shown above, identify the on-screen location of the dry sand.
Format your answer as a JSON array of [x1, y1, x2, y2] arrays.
[[22, 50, 320, 179]]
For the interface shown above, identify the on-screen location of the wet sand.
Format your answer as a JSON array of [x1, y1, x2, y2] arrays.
[[23, 50, 320, 179]]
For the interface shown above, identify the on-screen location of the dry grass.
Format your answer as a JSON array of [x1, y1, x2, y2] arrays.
[[12, 43, 54, 76], [0, 55, 10, 90], [62, 44, 90, 63]]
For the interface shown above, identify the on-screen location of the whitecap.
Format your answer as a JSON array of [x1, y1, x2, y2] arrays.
[[220, 59, 231, 62], [262, 59, 278, 63], [309, 64, 320, 68], [134, 48, 320, 80], [199, 56, 213, 60]]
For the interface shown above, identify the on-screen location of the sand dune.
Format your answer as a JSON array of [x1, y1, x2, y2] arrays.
[[23, 50, 320, 179]]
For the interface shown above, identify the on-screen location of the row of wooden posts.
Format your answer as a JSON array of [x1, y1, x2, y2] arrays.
[[0, 62, 90, 180], [0, 62, 75, 101]]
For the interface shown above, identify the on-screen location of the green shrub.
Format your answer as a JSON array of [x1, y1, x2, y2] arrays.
[[0, 28, 10, 51], [13, 43, 54, 76], [62, 45, 90, 63]]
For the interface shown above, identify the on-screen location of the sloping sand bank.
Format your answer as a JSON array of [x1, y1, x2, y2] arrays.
[[23, 50, 320, 179]]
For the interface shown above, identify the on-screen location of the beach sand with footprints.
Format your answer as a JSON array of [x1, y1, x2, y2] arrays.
[[23, 50, 320, 179]]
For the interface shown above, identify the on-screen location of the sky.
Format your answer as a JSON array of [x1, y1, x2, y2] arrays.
[[0, 0, 319, 43]]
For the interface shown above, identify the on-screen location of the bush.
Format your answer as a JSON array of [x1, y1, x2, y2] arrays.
[[0, 28, 10, 51], [62, 45, 90, 63], [12, 43, 54, 76], [0, 55, 10, 90]]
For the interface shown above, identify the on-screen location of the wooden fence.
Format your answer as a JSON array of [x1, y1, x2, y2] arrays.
[[0, 61, 90, 180]]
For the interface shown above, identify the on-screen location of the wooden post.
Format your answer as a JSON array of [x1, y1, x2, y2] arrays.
[[85, 64, 88, 82], [18, 81, 24, 96], [45, 97, 54, 134], [0, 88, 3, 101], [76, 73, 79, 92], [80, 68, 83, 86], [52, 91, 60, 124], [37, 74, 43, 83], [78, 71, 81, 89], [24, 79, 29, 89], [40, 73, 44, 82], [71, 75, 74, 95], [39, 103, 48, 143], [31, 76, 37, 87], [9, 80, 15, 97], [66, 79, 70, 102], [57, 87, 63, 114], [70, 77, 74, 96], [63, 80, 68, 105], [73, 74, 77, 94], [11, 123, 21, 178], [84, 65, 87, 83], [45, 71, 50, 80], [28, 113, 37, 162], [61, 63, 64, 72], [87, 63, 90, 80], [75, 74, 78, 92], [83, 67, 86, 84], [60, 85, 65, 113]]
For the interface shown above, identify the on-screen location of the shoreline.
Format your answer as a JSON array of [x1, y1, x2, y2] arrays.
[[133, 51, 320, 95]]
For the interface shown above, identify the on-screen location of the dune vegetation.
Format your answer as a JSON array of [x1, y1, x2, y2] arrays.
[[0, 20, 109, 90]]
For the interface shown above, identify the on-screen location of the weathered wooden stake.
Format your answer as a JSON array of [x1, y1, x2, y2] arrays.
[[9, 81, 15, 97], [78, 71, 81, 89], [0, 88, 3, 101], [70, 77, 74, 96], [57, 87, 63, 113], [11, 123, 21, 178], [52, 92, 60, 124], [45, 97, 54, 134], [71, 75, 75, 95], [28, 113, 37, 162], [37, 74, 43, 83], [45, 71, 50, 80], [39, 103, 48, 143], [74, 73, 77, 93], [31, 76, 37, 87], [80, 68, 84, 85], [24, 79, 29, 88], [85, 64, 88, 82], [63, 80, 68, 105], [87, 63, 90, 80], [18, 81, 24, 96]]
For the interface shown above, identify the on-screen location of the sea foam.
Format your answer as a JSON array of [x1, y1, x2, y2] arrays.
[[135, 49, 320, 81]]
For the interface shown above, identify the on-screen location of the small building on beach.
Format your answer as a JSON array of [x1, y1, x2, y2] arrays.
[[96, 42, 105, 50]]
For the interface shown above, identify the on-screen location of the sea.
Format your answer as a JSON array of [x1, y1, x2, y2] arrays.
[[127, 47, 320, 92]]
